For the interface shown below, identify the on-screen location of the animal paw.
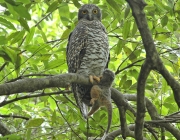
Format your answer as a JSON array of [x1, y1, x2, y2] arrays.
[[89, 75, 102, 84]]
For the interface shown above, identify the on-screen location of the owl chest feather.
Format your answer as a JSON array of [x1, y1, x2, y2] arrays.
[[76, 20, 109, 76]]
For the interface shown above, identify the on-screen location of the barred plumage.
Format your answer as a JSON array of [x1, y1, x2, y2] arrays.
[[66, 4, 109, 118]]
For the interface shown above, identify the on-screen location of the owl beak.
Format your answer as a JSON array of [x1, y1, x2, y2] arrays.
[[88, 14, 93, 21]]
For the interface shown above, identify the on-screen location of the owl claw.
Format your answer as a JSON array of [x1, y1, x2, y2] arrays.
[[89, 75, 102, 84]]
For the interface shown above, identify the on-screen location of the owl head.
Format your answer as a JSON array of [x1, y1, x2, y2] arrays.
[[78, 4, 102, 21]]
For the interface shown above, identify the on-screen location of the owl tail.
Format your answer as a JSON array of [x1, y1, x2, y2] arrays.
[[81, 103, 88, 119]]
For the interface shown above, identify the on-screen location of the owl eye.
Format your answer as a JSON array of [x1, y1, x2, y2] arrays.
[[82, 10, 87, 14], [93, 9, 98, 14]]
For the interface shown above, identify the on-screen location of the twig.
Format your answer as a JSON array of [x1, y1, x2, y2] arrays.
[[50, 96, 83, 140]]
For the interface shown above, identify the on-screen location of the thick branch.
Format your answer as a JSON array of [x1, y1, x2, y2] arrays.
[[126, 0, 180, 139], [126, 0, 180, 108], [124, 94, 180, 139], [0, 73, 91, 95], [135, 61, 151, 139]]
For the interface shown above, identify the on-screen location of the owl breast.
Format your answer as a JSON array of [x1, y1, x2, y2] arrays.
[[76, 19, 109, 77]]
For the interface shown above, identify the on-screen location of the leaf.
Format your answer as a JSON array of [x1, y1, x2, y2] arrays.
[[48, 97, 57, 111], [18, 17, 30, 32], [61, 28, 71, 39], [40, 30, 47, 42], [52, 110, 56, 124], [6, 3, 19, 19], [13, 5, 31, 20], [44, 59, 64, 70], [123, 20, 131, 39], [115, 39, 125, 55], [123, 46, 132, 56], [72, 0, 81, 8], [9, 30, 25, 45], [5, 0, 17, 6], [162, 78, 169, 93], [0, 16, 16, 30], [59, 2, 69, 18], [0, 134, 22, 140], [173, 23, 178, 31], [2, 46, 17, 63], [0, 36, 7, 45], [123, 80, 132, 89], [132, 22, 137, 36], [25, 27, 35, 44], [46, 1, 59, 13], [26, 118, 44, 128], [15, 54, 21, 76], [106, 0, 120, 13], [161, 15, 168, 27], [119, 75, 127, 87], [124, 5, 130, 19], [59, 3, 70, 26], [16, 0, 31, 4], [26, 128, 31, 140]]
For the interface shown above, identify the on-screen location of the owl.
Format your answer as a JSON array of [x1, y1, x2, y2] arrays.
[[66, 4, 109, 118]]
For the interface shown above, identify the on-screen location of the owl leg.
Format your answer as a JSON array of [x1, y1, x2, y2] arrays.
[[89, 75, 102, 84]]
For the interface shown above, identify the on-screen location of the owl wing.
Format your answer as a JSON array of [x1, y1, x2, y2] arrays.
[[66, 21, 89, 118]]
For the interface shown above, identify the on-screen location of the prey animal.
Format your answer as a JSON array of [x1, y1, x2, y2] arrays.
[[88, 69, 115, 140]]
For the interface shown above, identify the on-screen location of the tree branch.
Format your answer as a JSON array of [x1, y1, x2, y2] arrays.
[[0, 73, 91, 96], [126, 0, 180, 139]]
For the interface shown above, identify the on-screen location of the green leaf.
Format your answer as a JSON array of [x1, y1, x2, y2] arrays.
[[25, 128, 31, 140], [18, 17, 30, 32], [46, 1, 59, 13], [59, 2, 69, 18], [0, 16, 16, 30], [106, 0, 120, 13], [16, 0, 31, 4], [115, 39, 125, 55], [5, 0, 17, 6], [72, 0, 81, 8], [13, 5, 31, 20], [40, 30, 47, 42], [0, 134, 22, 140], [122, 20, 131, 39], [123, 80, 132, 89], [26, 118, 44, 128], [162, 78, 169, 93], [124, 5, 130, 19], [44, 59, 63, 70], [119, 75, 127, 87], [173, 23, 178, 31], [59, 3, 70, 26], [15, 54, 21, 76], [132, 22, 137, 36], [25, 27, 35, 44], [0, 36, 7, 45], [8, 30, 25, 45], [123, 46, 132, 56], [161, 15, 168, 27], [48, 97, 57, 111], [1, 46, 17, 63], [61, 28, 71, 39], [52, 110, 56, 124], [6, 3, 19, 19]]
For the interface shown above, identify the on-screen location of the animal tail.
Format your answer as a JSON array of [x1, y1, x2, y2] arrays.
[[101, 100, 112, 140]]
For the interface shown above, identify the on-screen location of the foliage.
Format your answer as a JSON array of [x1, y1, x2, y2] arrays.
[[0, 0, 180, 139]]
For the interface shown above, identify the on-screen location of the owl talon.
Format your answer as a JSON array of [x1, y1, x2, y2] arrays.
[[89, 75, 102, 84]]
